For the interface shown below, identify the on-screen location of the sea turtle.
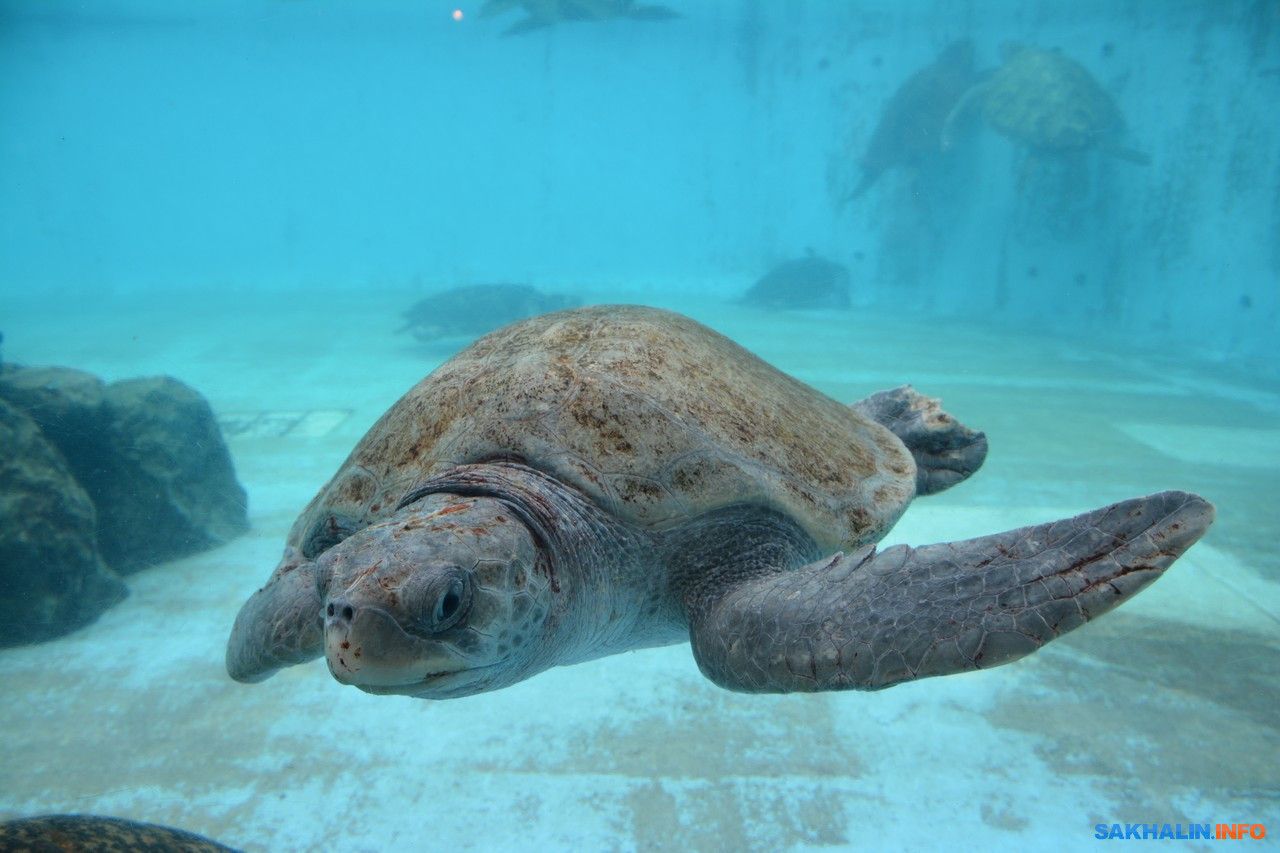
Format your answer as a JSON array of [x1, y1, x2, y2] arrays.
[[0, 815, 239, 852], [848, 40, 979, 199], [398, 284, 576, 343], [739, 253, 851, 310], [226, 305, 1212, 698], [943, 43, 1148, 163], [478, 0, 679, 36]]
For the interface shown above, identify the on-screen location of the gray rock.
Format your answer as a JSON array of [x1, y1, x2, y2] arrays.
[[0, 366, 249, 575], [0, 365, 110, 449], [92, 376, 249, 572], [0, 367, 115, 520], [0, 397, 127, 647]]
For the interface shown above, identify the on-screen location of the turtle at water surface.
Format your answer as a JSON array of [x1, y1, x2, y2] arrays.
[[944, 43, 1148, 163], [479, 0, 679, 36], [227, 305, 1212, 698]]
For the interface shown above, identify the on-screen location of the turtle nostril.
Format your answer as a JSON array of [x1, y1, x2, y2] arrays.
[[326, 598, 357, 625]]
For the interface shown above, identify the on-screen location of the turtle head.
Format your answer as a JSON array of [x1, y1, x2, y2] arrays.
[[314, 493, 554, 699]]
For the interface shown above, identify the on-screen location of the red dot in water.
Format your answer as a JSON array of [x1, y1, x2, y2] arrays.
[[452, 9, 463, 21]]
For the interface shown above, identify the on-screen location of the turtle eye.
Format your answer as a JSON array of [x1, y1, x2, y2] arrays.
[[433, 577, 468, 630], [404, 566, 472, 634]]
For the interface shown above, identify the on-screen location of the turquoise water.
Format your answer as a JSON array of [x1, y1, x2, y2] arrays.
[[1, 2, 1277, 851]]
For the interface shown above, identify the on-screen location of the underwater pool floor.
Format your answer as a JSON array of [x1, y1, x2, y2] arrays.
[[1, 290, 1277, 852]]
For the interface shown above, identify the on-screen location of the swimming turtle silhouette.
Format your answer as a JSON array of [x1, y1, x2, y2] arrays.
[[398, 284, 575, 342], [0, 815, 239, 852], [944, 43, 1149, 164], [478, 0, 679, 36], [739, 254, 851, 310], [227, 305, 1212, 697], [850, 40, 979, 199]]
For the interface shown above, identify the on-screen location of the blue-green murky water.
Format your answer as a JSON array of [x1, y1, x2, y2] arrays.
[[1, 2, 1277, 850]]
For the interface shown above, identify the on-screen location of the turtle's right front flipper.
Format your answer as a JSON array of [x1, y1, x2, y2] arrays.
[[226, 551, 323, 683], [689, 491, 1213, 693]]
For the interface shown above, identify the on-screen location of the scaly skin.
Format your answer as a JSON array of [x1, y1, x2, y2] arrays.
[[228, 463, 666, 699], [0, 814, 239, 852], [225, 546, 321, 684], [688, 490, 1213, 692]]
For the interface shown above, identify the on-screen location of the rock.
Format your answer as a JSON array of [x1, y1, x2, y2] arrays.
[[0, 367, 116, 515], [92, 376, 250, 573], [0, 365, 110, 449], [0, 397, 127, 647], [0, 366, 250, 575]]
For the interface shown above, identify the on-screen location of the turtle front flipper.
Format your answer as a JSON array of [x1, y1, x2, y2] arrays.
[[940, 80, 989, 148], [852, 385, 988, 496], [689, 491, 1213, 693], [226, 550, 324, 683]]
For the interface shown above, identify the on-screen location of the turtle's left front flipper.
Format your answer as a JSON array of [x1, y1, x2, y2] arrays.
[[226, 549, 324, 683], [690, 491, 1213, 693]]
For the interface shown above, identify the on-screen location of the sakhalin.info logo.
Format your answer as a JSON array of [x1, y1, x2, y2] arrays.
[[1094, 823, 1266, 840]]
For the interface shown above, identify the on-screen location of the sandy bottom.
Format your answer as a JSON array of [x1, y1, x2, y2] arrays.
[[1, 288, 1277, 852]]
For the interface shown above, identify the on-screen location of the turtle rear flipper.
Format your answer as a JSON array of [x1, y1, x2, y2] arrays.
[[689, 491, 1214, 693], [940, 79, 990, 149], [852, 385, 988, 496]]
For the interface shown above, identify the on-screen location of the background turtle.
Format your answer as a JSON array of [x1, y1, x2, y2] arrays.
[[479, 0, 679, 36], [944, 43, 1149, 163], [0, 815, 239, 852], [398, 283, 576, 343], [848, 39, 979, 199], [739, 253, 851, 310], [227, 305, 1212, 698]]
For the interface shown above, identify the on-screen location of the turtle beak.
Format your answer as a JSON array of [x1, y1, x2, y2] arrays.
[[323, 595, 465, 689]]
